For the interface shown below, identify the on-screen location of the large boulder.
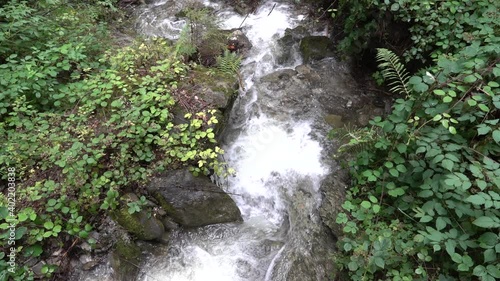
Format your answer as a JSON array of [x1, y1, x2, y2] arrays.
[[148, 169, 242, 227], [299, 36, 336, 63]]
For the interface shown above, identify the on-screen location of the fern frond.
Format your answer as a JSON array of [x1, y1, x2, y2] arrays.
[[216, 50, 241, 75], [331, 126, 381, 156], [376, 48, 411, 96]]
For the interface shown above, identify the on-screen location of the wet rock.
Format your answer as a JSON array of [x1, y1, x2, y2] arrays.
[[227, 29, 253, 58], [319, 172, 349, 239], [299, 36, 336, 63], [111, 205, 165, 241], [224, 0, 261, 15], [324, 114, 344, 128], [162, 216, 180, 231], [148, 169, 242, 227], [277, 26, 310, 65], [110, 239, 142, 281], [236, 259, 260, 279], [260, 69, 297, 83]]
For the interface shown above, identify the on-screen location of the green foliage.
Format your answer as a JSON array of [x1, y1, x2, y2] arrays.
[[216, 50, 242, 75], [375, 48, 411, 97], [334, 0, 500, 62], [0, 0, 116, 117], [0, 2, 232, 279], [180, 5, 227, 65], [334, 42, 500, 281]]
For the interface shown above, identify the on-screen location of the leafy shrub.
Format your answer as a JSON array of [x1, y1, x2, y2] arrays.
[[0, 0, 115, 116], [333, 0, 499, 62], [0, 8, 232, 280], [334, 44, 500, 280]]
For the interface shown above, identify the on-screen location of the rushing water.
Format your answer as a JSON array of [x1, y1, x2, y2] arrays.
[[136, 1, 332, 280], [81, 1, 336, 280]]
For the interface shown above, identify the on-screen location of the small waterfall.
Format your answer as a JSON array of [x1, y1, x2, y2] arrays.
[[80, 1, 339, 280]]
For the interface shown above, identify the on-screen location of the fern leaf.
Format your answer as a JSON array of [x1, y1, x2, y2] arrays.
[[216, 50, 241, 75], [376, 48, 411, 96]]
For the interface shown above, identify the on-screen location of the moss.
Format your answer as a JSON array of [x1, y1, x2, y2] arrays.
[[111, 207, 164, 240], [299, 36, 336, 63], [324, 114, 344, 128], [114, 239, 141, 261], [111, 239, 141, 281]]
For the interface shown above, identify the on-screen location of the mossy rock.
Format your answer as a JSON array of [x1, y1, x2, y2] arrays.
[[324, 114, 344, 128], [110, 239, 142, 281], [299, 36, 336, 63], [277, 26, 309, 64], [111, 208, 164, 241], [147, 169, 242, 227]]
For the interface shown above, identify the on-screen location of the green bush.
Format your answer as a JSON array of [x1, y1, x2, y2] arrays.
[[0, 0, 115, 116], [0, 2, 233, 279], [334, 0, 499, 62], [332, 0, 499, 280], [333, 44, 499, 281]]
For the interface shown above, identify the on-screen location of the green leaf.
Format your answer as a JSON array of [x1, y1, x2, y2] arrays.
[[445, 239, 456, 257], [473, 265, 487, 277], [361, 201, 372, 209], [487, 264, 500, 278], [478, 232, 498, 247], [464, 75, 477, 83], [477, 125, 491, 135], [451, 253, 462, 263], [396, 143, 407, 153], [47, 199, 57, 207], [443, 96, 453, 103], [420, 215, 433, 223], [374, 256, 385, 268], [44, 221, 54, 230], [389, 168, 399, 177], [389, 188, 405, 197], [467, 99, 477, 106], [484, 249, 496, 263], [493, 130, 500, 143], [0, 207, 8, 220], [436, 217, 446, 230], [473, 217, 500, 228], [441, 159, 454, 171], [348, 261, 358, 271], [15, 227, 28, 240], [466, 194, 486, 206], [476, 180, 487, 190], [396, 164, 407, 173], [478, 104, 490, 112], [434, 89, 446, 96]]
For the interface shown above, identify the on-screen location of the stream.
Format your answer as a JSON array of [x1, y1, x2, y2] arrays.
[[138, 1, 335, 280], [79, 0, 342, 280]]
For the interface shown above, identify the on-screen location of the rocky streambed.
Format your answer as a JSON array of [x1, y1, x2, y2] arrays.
[[69, 1, 391, 280]]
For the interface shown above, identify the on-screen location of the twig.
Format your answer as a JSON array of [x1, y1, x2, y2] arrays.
[[61, 238, 80, 259], [239, 12, 250, 29], [267, 3, 276, 16]]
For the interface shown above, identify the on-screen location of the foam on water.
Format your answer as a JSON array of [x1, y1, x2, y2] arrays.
[[137, 1, 326, 280]]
